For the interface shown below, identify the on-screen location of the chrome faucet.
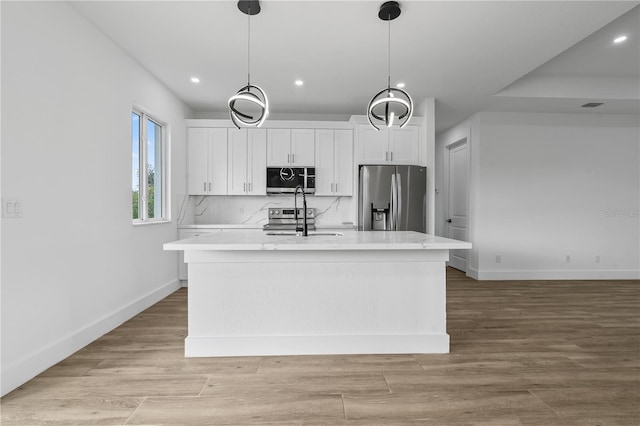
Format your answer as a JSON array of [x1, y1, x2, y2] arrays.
[[294, 185, 308, 236]]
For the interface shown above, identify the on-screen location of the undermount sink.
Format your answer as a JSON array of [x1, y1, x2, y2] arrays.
[[265, 231, 344, 237]]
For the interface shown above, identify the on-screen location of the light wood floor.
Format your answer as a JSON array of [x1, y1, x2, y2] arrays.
[[2, 269, 639, 425]]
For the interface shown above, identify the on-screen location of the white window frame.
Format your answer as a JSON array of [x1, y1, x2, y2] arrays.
[[132, 107, 170, 225]]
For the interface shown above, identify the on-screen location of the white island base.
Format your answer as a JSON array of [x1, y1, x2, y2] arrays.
[[165, 231, 471, 357]]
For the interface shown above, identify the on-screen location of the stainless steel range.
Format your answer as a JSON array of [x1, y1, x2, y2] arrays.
[[263, 208, 316, 231]]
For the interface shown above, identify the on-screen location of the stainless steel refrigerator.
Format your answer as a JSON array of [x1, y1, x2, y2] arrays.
[[358, 165, 426, 233]]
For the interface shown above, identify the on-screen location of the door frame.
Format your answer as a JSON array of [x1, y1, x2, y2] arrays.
[[443, 136, 470, 273]]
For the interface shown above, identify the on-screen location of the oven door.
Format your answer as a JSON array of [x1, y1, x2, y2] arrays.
[[267, 167, 305, 193]]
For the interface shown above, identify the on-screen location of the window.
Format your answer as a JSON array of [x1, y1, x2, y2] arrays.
[[132, 109, 167, 223]]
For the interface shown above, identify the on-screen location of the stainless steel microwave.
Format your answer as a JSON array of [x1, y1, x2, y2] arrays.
[[266, 167, 315, 194]]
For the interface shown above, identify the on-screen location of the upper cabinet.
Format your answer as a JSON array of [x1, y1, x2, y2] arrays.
[[267, 129, 315, 166], [389, 126, 420, 164], [187, 128, 228, 195], [227, 128, 267, 195], [358, 125, 420, 165], [186, 119, 423, 199], [315, 129, 353, 196]]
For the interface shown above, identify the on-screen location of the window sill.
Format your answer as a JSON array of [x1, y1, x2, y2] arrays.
[[133, 219, 171, 227]]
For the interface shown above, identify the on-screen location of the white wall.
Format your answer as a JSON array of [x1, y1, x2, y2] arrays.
[[437, 111, 640, 280], [1, 2, 190, 395], [417, 98, 436, 234]]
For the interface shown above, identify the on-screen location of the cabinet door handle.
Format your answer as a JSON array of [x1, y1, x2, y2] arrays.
[[335, 182, 338, 193], [287, 154, 290, 164], [209, 182, 211, 191], [203, 182, 207, 192], [292, 153, 295, 164], [243, 183, 246, 192], [248, 182, 252, 192], [385, 152, 388, 161], [390, 152, 393, 162]]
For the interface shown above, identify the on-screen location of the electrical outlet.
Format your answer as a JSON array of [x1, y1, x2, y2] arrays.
[[565, 255, 571, 263], [495, 255, 501, 264]]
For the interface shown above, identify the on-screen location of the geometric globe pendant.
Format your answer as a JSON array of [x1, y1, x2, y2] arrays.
[[366, 1, 413, 131], [228, 0, 268, 129], [228, 84, 269, 129], [367, 86, 413, 131]]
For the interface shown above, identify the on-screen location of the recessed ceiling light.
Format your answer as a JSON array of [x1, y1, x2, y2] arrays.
[[396, 82, 406, 88], [295, 80, 304, 86], [614, 35, 628, 44], [190, 77, 200, 84]]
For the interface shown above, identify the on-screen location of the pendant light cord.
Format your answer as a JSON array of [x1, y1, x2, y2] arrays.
[[387, 12, 391, 89], [247, 5, 251, 86]]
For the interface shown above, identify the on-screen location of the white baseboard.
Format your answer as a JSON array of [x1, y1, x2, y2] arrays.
[[185, 334, 450, 357], [467, 267, 480, 280], [467, 268, 640, 281], [1, 279, 181, 397]]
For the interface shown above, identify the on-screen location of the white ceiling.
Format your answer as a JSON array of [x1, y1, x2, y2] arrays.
[[69, 1, 639, 132]]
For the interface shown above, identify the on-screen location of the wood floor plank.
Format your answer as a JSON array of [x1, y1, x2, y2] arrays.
[[530, 386, 640, 418], [342, 390, 558, 423], [0, 397, 141, 426], [86, 356, 261, 376], [200, 372, 390, 396], [5, 374, 209, 400], [412, 352, 580, 371], [383, 368, 562, 393], [125, 394, 343, 425], [37, 358, 104, 377], [257, 354, 423, 373]]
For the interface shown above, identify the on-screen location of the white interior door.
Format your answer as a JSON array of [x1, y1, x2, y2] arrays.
[[447, 139, 469, 272]]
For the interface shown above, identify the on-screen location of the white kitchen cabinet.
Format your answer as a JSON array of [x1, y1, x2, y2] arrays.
[[389, 126, 420, 164], [315, 129, 353, 196], [187, 128, 228, 195], [358, 125, 420, 165], [292, 129, 315, 165], [267, 129, 315, 166], [227, 128, 267, 195], [359, 127, 388, 165], [266, 129, 291, 166]]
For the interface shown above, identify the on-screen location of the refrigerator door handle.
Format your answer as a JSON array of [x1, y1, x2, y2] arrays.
[[396, 172, 402, 228], [359, 167, 369, 231], [390, 173, 397, 230]]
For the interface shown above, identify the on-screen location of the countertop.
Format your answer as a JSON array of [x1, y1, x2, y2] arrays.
[[164, 230, 472, 252], [179, 224, 263, 230], [179, 224, 355, 230]]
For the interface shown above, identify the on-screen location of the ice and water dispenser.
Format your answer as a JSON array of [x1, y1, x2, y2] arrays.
[[371, 203, 390, 230]]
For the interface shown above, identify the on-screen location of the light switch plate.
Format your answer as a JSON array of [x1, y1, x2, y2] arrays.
[[2, 199, 23, 218]]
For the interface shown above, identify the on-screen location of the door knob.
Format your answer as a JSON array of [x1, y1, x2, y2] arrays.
[[446, 219, 452, 223]]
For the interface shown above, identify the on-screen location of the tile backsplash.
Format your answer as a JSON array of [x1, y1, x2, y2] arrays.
[[180, 195, 355, 227]]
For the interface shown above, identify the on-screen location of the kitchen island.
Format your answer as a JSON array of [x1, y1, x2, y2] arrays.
[[164, 231, 471, 357]]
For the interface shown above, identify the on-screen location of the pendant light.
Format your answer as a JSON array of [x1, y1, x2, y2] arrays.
[[367, 1, 413, 131], [228, 0, 269, 129]]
